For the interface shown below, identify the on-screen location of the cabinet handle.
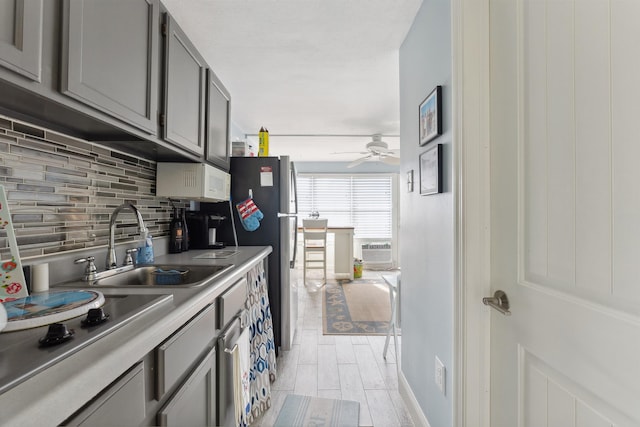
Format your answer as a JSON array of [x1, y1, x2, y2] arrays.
[[224, 344, 238, 354]]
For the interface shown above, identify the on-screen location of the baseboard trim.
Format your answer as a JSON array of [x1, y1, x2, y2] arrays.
[[398, 369, 431, 427]]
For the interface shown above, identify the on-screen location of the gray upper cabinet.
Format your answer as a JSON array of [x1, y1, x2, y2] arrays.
[[206, 69, 231, 171], [162, 13, 206, 157], [0, 0, 43, 81], [61, 0, 160, 135]]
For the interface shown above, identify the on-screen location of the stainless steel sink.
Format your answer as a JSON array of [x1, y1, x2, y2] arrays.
[[59, 264, 234, 288]]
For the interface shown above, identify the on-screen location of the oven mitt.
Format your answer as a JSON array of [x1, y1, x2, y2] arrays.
[[236, 197, 264, 232]]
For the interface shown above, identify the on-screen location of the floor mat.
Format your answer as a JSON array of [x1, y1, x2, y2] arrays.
[[274, 394, 360, 427], [323, 278, 391, 335]]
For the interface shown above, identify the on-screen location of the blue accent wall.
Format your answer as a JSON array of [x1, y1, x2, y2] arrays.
[[399, 1, 453, 426]]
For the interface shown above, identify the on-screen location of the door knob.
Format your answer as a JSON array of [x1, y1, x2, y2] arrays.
[[482, 290, 511, 315]]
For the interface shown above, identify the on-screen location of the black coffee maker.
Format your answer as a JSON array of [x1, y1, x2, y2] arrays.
[[185, 212, 226, 249]]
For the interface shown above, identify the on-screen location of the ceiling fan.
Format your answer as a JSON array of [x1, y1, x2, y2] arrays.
[[333, 135, 400, 168]]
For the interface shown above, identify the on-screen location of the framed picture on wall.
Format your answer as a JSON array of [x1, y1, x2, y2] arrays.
[[418, 85, 442, 146], [419, 143, 442, 195]]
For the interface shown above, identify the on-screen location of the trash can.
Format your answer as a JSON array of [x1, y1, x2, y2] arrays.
[[353, 259, 363, 279]]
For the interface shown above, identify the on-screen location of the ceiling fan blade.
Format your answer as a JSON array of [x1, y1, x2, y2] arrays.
[[380, 155, 400, 165], [347, 155, 370, 168]]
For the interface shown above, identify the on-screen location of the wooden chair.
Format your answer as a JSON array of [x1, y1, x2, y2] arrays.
[[302, 218, 328, 285]]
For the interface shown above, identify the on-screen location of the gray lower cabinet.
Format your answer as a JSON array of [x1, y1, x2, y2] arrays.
[[157, 346, 217, 426], [156, 303, 216, 398], [0, 0, 43, 81], [62, 362, 146, 426], [162, 12, 206, 157], [61, 0, 160, 134]]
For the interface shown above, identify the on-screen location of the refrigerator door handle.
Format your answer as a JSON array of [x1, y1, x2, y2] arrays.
[[277, 212, 298, 218], [290, 161, 298, 268]]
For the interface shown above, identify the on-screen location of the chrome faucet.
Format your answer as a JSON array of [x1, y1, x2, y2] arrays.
[[107, 203, 148, 269]]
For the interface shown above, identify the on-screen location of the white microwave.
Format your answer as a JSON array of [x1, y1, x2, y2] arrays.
[[156, 163, 230, 202]]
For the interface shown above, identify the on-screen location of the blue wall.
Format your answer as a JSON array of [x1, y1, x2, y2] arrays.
[[399, 1, 453, 426]]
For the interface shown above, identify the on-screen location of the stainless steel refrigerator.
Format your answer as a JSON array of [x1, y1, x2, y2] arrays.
[[224, 155, 298, 352]]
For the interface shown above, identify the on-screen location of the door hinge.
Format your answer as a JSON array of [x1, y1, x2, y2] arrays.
[[159, 114, 166, 127], [161, 23, 167, 37]]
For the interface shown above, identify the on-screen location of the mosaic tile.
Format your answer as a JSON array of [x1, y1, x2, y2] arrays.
[[110, 151, 140, 165], [19, 138, 58, 152], [0, 115, 181, 256], [111, 182, 138, 192], [16, 184, 55, 193], [10, 145, 68, 163], [46, 165, 88, 177], [13, 122, 45, 139]]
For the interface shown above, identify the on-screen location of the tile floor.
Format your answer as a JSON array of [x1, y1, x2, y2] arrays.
[[252, 268, 412, 427]]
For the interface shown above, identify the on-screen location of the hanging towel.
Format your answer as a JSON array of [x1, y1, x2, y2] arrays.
[[245, 262, 277, 424], [233, 327, 251, 427]]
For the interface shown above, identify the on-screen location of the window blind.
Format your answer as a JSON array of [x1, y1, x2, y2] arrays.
[[297, 174, 393, 239]]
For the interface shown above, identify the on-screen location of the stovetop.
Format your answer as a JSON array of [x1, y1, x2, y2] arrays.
[[0, 292, 173, 394]]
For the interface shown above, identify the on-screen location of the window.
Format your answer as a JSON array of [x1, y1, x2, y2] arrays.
[[297, 174, 393, 239]]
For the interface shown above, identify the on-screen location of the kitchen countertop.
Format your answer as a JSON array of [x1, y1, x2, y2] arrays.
[[0, 246, 272, 426]]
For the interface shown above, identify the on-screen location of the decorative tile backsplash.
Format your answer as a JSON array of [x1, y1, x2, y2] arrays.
[[0, 115, 184, 259]]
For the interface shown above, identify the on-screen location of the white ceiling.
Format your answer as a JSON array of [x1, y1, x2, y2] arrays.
[[162, 0, 422, 163]]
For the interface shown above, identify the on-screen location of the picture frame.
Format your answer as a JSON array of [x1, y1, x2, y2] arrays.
[[418, 85, 442, 146], [419, 144, 442, 195]]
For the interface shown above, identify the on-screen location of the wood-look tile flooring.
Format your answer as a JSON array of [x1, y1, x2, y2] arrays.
[[252, 268, 412, 427]]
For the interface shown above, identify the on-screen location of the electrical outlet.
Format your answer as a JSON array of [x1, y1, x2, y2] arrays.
[[435, 356, 446, 395]]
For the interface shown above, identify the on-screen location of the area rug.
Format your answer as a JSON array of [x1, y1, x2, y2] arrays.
[[323, 278, 391, 335], [274, 394, 360, 427]]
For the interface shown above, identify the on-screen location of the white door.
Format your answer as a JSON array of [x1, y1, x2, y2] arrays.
[[489, 1, 640, 426]]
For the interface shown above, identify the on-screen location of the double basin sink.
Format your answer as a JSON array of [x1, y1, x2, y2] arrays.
[[59, 264, 234, 288]]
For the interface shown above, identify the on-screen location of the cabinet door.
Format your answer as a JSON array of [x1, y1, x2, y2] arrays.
[[206, 69, 231, 171], [157, 346, 216, 427], [63, 362, 146, 426], [162, 13, 206, 157], [61, 0, 159, 134], [156, 303, 216, 399], [0, 0, 43, 81]]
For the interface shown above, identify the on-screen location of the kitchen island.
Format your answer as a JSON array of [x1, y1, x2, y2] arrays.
[[0, 246, 272, 426]]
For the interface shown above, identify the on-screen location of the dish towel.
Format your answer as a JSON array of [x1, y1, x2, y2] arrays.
[[233, 327, 251, 427], [246, 262, 277, 423]]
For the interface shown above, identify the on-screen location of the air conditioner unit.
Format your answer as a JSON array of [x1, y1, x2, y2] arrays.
[[361, 242, 392, 265]]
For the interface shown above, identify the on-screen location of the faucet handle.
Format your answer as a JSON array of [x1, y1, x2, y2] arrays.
[[124, 249, 137, 266], [74, 256, 97, 281]]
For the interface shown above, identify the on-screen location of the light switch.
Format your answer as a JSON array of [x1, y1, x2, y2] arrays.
[[435, 356, 446, 395]]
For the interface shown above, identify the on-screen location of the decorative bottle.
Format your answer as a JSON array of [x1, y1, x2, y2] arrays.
[[181, 209, 189, 252], [168, 207, 183, 253]]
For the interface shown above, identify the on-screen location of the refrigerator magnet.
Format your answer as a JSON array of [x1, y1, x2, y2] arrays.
[[260, 166, 274, 186]]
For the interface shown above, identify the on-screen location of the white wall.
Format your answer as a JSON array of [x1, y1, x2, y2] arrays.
[[399, 1, 453, 426]]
